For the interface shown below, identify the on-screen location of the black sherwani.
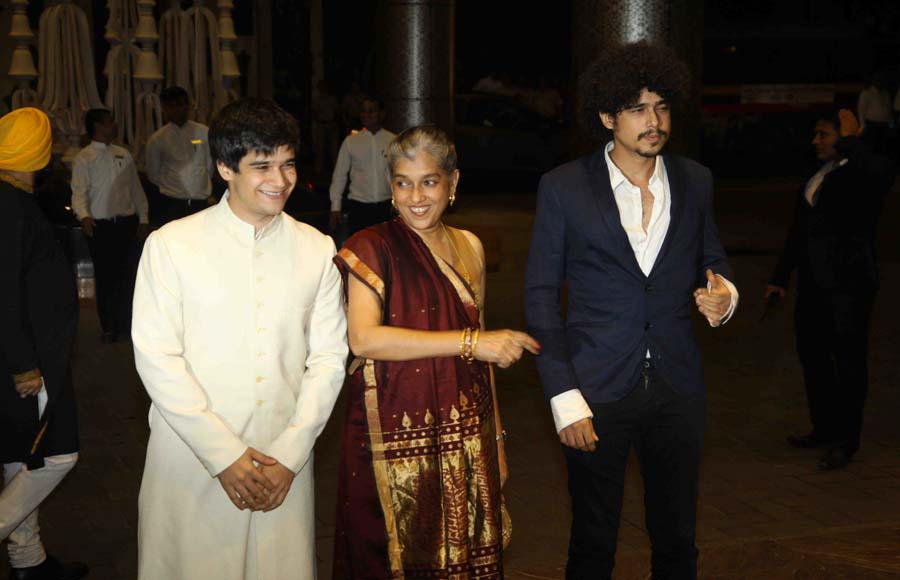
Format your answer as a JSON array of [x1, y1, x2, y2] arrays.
[[1, 180, 80, 468], [771, 136, 895, 454]]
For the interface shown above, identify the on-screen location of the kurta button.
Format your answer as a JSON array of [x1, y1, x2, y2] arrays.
[[256, 399, 263, 407], [256, 376, 264, 383], [645, 284, 654, 292], [645, 322, 653, 330], [255, 250, 263, 257], [256, 276, 263, 282]]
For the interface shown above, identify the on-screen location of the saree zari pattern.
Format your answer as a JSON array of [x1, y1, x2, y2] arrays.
[[333, 219, 503, 580]]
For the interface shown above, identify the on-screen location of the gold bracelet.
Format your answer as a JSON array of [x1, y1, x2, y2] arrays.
[[469, 328, 480, 362], [459, 328, 469, 359]]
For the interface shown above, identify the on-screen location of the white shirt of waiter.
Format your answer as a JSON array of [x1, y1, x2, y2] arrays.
[[329, 128, 396, 211], [71, 141, 149, 223], [132, 194, 348, 580], [145, 121, 213, 200], [549, 141, 739, 432]]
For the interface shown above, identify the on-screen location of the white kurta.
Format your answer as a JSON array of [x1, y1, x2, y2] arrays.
[[132, 196, 348, 580]]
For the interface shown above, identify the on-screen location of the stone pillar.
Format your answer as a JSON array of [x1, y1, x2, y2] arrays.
[[571, 0, 703, 156], [377, 0, 454, 134]]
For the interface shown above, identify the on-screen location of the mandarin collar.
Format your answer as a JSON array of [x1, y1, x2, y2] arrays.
[[215, 190, 283, 242]]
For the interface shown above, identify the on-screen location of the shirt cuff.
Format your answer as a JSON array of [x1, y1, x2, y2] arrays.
[[330, 198, 342, 212], [708, 274, 739, 326], [550, 388, 593, 433]]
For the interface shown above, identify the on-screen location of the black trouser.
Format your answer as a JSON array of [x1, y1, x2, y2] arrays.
[[86, 215, 138, 335], [159, 196, 208, 225], [346, 199, 392, 235], [564, 363, 706, 580], [795, 284, 875, 454]]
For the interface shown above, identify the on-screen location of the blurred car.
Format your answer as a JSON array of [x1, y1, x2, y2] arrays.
[[454, 93, 568, 176]]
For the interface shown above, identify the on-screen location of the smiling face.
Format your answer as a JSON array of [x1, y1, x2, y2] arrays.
[[391, 151, 459, 235], [600, 88, 671, 159], [217, 145, 297, 229]]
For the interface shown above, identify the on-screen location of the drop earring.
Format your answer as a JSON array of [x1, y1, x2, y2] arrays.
[[449, 193, 456, 206]]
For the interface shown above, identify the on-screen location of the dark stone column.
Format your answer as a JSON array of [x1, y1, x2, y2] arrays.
[[571, 0, 703, 157], [377, 0, 455, 134]]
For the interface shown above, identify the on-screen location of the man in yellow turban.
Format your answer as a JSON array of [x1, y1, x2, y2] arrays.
[[0, 107, 88, 580]]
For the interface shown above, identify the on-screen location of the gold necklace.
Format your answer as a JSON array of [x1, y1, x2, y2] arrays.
[[441, 223, 479, 306], [0, 171, 34, 193]]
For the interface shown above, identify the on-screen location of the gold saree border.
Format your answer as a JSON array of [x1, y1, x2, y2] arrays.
[[337, 248, 386, 303], [364, 359, 404, 577], [424, 239, 478, 313]]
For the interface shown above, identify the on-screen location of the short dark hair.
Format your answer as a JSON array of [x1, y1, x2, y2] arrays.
[[362, 95, 385, 111], [578, 42, 691, 139], [160, 86, 189, 104], [208, 98, 300, 172], [85, 108, 112, 137], [815, 110, 841, 132]]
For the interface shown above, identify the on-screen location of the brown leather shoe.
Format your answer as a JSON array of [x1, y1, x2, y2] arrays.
[[9, 556, 88, 580], [818, 447, 853, 471]]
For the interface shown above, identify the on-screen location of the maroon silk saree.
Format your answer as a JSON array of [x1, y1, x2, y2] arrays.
[[332, 219, 503, 580]]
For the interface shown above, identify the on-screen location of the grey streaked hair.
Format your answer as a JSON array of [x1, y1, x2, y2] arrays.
[[387, 125, 457, 176]]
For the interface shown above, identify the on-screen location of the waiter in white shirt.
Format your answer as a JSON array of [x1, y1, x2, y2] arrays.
[[145, 86, 214, 225], [329, 96, 396, 236], [71, 108, 149, 344]]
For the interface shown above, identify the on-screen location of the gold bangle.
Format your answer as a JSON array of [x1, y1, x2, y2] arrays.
[[469, 328, 480, 362], [459, 327, 472, 360]]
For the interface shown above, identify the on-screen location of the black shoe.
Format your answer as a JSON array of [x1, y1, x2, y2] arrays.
[[100, 331, 117, 344], [9, 556, 89, 580], [786, 431, 832, 449], [818, 447, 853, 471]]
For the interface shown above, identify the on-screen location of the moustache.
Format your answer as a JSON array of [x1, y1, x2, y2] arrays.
[[639, 130, 668, 140]]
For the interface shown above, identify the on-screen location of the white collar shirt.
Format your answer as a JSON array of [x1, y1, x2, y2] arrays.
[[604, 141, 671, 275], [145, 121, 212, 200], [70, 141, 149, 223], [548, 142, 739, 434], [329, 128, 396, 211], [804, 158, 848, 206]]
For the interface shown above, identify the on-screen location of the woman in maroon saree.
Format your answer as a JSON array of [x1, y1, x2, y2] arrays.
[[332, 126, 539, 579]]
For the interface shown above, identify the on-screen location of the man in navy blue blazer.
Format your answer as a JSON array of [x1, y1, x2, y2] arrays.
[[524, 43, 738, 580]]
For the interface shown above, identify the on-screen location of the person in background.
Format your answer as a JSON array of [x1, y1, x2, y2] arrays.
[[71, 108, 149, 344], [0, 107, 87, 580], [145, 86, 214, 225], [329, 96, 395, 236], [768, 109, 895, 470]]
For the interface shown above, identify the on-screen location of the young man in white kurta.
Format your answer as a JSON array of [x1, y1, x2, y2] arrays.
[[132, 98, 348, 580]]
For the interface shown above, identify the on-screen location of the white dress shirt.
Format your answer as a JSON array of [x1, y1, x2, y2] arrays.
[[329, 128, 396, 211], [549, 142, 739, 432], [71, 141, 149, 223], [145, 121, 212, 200], [804, 158, 848, 206]]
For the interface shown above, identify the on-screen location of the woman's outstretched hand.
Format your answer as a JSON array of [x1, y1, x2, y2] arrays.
[[474, 330, 541, 368]]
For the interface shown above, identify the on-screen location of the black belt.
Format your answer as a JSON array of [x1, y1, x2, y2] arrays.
[[167, 197, 206, 206], [94, 214, 137, 224]]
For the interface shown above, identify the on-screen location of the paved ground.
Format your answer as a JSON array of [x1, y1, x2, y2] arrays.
[[5, 178, 900, 579]]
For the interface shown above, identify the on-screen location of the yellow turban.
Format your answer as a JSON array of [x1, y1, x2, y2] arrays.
[[0, 107, 52, 173]]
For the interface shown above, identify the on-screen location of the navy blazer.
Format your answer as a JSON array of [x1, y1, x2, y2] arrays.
[[524, 148, 733, 404]]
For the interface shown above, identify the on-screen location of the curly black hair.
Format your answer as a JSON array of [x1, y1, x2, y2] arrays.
[[578, 42, 692, 139], [209, 98, 300, 171]]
